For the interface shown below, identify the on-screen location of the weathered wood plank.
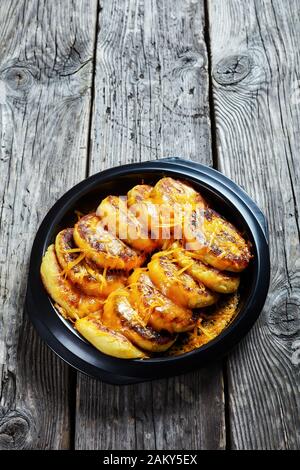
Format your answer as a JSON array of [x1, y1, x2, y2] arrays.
[[75, 0, 225, 450], [0, 0, 97, 449], [89, 0, 212, 169], [76, 367, 225, 450], [209, 0, 300, 450]]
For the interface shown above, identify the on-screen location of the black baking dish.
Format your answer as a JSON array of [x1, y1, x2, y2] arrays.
[[26, 157, 270, 384]]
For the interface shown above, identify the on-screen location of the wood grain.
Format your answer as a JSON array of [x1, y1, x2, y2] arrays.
[[76, 367, 225, 450], [75, 0, 226, 450], [89, 0, 212, 170], [0, 0, 97, 449], [209, 0, 300, 450], [1, 0, 298, 450]]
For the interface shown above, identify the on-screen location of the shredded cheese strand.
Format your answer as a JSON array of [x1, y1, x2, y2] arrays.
[[61, 252, 86, 276], [197, 324, 215, 340], [176, 261, 194, 276], [64, 248, 85, 253], [100, 267, 108, 292], [152, 248, 178, 259]]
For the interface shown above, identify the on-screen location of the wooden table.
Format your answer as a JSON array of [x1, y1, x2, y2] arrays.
[[0, 0, 299, 450]]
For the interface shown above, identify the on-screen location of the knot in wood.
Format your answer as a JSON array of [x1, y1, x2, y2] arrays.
[[161, 51, 206, 118], [0, 412, 30, 449], [268, 291, 300, 338], [213, 55, 251, 85], [1, 66, 34, 92], [175, 51, 203, 72]]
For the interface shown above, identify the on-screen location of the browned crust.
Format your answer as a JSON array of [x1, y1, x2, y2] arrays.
[[76, 213, 140, 263], [158, 257, 212, 298], [104, 291, 176, 348], [185, 208, 252, 269], [40, 245, 103, 315], [122, 318, 174, 345]]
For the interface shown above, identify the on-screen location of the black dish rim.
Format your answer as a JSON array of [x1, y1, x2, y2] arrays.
[[26, 158, 270, 383]]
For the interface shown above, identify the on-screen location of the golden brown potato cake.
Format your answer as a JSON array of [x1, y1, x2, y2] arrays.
[[129, 199, 165, 244], [73, 213, 145, 270], [151, 177, 206, 207], [171, 242, 240, 293], [148, 255, 219, 309], [127, 178, 203, 244], [103, 289, 176, 352], [184, 208, 251, 272], [167, 293, 240, 355], [150, 178, 206, 242], [127, 184, 153, 206], [127, 184, 163, 242], [128, 268, 196, 333], [96, 195, 158, 253], [55, 228, 127, 297], [40, 245, 103, 320], [75, 313, 146, 359], [83, 257, 128, 296]]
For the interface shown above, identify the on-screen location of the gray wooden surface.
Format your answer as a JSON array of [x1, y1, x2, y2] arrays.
[[0, 0, 299, 450]]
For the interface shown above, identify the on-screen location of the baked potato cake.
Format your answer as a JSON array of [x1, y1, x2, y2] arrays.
[[151, 177, 206, 207], [148, 255, 219, 309], [40, 245, 103, 320], [73, 213, 145, 270], [102, 289, 176, 352], [127, 185, 164, 243], [171, 242, 240, 293], [150, 178, 206, 241], [127, 184, 153, 206], [75, 313, 146, 359], [128, 179, 207, 243], [84, 257, 128, 297], [167, 293, 240, 355], [184, 208, 251, 272], [96, 195, 158, 253], [55, 228, 127, 297], [128, 268, 196, 333]]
